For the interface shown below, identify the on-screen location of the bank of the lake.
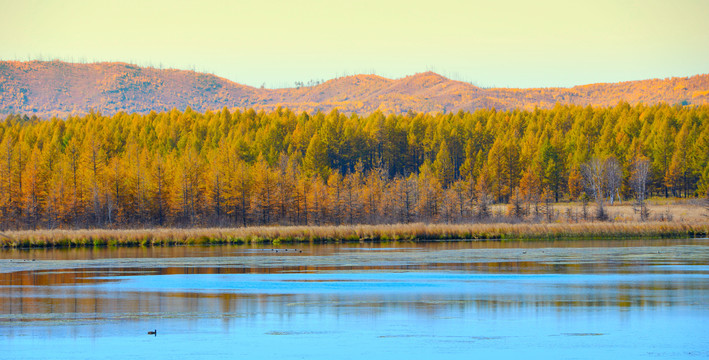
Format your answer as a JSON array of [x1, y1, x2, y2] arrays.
[[1, 221, 708, 249]]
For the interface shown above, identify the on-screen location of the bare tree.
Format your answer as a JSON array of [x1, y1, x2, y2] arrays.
[[507, 187, 525, 219], [631, 157, 651, 221], [476, 177, 491, 220], [565, 206, 576, 223], [581, 157, 608, 220], [542, 188, 555, 222], [604, 156, 622, 205], [403, 175, 418, 223], [476, 191, 491, 219]]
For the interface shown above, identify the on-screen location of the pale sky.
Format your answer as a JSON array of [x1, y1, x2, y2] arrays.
[[1, 0, 707, 88]]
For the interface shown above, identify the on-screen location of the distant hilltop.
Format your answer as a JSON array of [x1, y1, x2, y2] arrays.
[[1, 60, 708, 117]]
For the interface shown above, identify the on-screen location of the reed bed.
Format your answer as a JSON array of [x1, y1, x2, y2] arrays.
[[1, 221, 707, 249]]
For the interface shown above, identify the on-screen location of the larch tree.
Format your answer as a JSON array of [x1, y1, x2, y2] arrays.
[[0, 137, 14, 227], [0, 104, 707, 229], [303, 134, 330, 180], [233, 159, 253, 226], [651, 112, 676, 197], [151, 153, 171, 226], [667, 120, 692, 197], [539, 140, 563, 202], [21, 148, 47, 228], [252, 154, 276, 225], [433, 140, 454, 187], [343, 163, 364, 225], [327, 170, 344, 225], [417, 161, 442, 222]]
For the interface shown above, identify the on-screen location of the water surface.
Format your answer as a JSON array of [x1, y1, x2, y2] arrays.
[[1, 239, 708, 359]]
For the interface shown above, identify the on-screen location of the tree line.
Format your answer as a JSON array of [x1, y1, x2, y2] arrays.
[[0, 102, 707, 229]]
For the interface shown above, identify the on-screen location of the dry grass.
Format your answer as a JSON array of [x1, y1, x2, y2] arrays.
[[1, 219, 707, 249], [492, 199, 707, 223]]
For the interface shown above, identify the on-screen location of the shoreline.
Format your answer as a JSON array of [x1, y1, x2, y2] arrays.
[[1, 221, 708, 249], [2, 238, 708, 275]]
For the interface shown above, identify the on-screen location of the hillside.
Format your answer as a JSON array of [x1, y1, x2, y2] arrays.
[[1, 60, 708, 117]]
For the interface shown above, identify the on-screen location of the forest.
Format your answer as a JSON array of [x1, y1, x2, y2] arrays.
[[0, 102, 707, 230]]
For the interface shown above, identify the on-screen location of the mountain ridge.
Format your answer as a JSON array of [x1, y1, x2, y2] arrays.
[[1, 60, 708, 117]]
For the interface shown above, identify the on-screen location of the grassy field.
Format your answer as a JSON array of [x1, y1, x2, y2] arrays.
[[1, 201, 707, 249], [492, 198, 708, 223], [0, 222, 707, 249]]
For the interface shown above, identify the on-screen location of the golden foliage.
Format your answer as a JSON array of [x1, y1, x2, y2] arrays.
[[0, 103, 707, 229]]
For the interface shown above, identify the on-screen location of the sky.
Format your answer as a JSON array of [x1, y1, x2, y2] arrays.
[[1, 0, 707, 88]]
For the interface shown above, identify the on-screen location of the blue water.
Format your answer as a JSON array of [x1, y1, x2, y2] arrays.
[[1, 242, 709, 359]]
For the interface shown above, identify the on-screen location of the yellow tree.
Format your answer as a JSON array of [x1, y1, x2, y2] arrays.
[[150, 153, 172, 226], [567, 167, 583, 201], [230, 159, 253, 226], [65, 138, 85, 225], [82, 134, 107, 226], [274, 154, 297, 224], [343, 163, 364, 224], [302, 134, 330, 180], [105, 156, 125, 225], [205, 146, 228, 225], [295, 172, 310, 225], [174, 148, 206, 225], [651, 111, 676, 197], [417, 161, 442, 222], [327, 170, 344, 224], [433, 140, 454, 187], [0, 137, 15, 226], [362, 163, 386, 223], [484, 135, 519, 203], [450, 179, 469, 221], [308, 175, 329, 225], [21, 148, 47, 228], [252, 154, 277, 224], [519, 163, 541, 216], [667, 120, 693, 197]]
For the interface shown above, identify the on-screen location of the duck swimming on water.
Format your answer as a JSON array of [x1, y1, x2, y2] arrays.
[[148, 330, 157, 336]]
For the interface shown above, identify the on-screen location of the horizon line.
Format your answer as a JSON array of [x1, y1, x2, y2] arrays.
[[1, 57, 707, 91]]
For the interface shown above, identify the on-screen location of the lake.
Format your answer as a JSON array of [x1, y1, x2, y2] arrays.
[[1, 239, 708, 359]]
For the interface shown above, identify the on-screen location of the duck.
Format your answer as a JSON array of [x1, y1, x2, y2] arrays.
[[148, 329, 157, 336]]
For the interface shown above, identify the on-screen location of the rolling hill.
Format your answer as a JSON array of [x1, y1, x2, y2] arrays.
[[1, 60, 708, 117]]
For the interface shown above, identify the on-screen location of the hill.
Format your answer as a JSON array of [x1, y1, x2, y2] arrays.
[[1, 60, 708, 117]]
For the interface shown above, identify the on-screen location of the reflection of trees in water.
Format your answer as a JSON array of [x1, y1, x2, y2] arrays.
[[2, 240, 708, 326], [2, 238, 705, 261], [2, 269, 707, 323]]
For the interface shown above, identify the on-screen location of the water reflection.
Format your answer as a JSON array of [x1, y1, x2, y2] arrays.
[[2, 238, 707, 261], [2, 269, 708, 324], [1, 239, 708, 360]]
